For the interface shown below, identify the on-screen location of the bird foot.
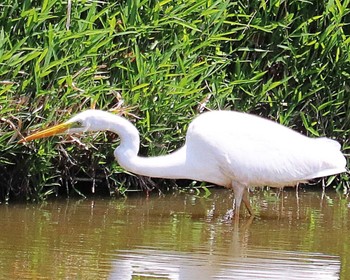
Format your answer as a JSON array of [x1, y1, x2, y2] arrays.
[[222, 208, 242, 223]]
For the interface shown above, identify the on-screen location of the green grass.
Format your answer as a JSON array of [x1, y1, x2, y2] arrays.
[[0, 0, 349, 201]]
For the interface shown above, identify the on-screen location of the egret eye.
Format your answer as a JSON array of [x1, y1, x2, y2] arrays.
[[72, 120, 83, 128]]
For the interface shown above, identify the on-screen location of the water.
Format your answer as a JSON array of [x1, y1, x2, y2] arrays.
[[0, 188, 349, 279]]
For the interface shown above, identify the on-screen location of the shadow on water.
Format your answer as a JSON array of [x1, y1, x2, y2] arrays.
[[0, 188, 348, 279]]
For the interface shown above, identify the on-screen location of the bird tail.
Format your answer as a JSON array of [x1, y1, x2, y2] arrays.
[[310, 138, 347, 178]]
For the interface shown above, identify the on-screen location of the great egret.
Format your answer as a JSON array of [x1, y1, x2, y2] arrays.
[[19, 110, 346, 217]]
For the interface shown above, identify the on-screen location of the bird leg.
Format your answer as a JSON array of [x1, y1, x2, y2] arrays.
[[232, 182, 244, 218], [232, 182, 254, 218], [242, 188, 254, 216]]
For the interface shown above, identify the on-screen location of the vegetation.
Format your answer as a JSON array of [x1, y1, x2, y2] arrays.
[[0, 0, 349, 201]]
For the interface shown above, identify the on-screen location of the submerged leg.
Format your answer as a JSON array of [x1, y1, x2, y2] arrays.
[[231, 182, 245, 219], [242, 188, 254, 216]]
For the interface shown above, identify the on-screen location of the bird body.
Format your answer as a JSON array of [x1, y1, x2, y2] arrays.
[[185, 111, 345, 187], [20, 109, 347, 218]]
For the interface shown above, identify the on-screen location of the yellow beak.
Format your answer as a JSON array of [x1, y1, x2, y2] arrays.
[[19, 122, 72, 143]]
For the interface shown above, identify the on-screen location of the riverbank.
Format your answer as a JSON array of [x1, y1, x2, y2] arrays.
[[1, 1, 349, 201]]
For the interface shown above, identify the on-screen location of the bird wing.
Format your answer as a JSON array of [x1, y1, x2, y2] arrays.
[[187, 111, 345, 187]]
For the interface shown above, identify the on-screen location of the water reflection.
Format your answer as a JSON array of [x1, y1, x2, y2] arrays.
[[0, 188, 348, 279], [111, 248, 340, 280]]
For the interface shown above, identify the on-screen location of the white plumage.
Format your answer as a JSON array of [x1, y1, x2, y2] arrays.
[[20, 110, 347, 218]]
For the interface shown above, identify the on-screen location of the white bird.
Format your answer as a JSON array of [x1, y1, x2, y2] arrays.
[[19, 110, 347, 218]]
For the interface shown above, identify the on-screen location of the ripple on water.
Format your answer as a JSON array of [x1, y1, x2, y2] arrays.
[[109, 248, 340, 280]]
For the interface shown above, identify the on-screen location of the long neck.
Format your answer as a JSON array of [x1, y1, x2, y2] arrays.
[[111, 117, 190, 179]]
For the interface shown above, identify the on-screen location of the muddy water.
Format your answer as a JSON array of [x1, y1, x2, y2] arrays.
[[0, 188, 349, 279]]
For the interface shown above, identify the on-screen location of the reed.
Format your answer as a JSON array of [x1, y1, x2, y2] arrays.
[[0, 0, 349, 201]]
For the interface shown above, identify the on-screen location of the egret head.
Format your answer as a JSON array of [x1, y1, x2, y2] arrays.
[[19, 110, 114, 143]]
